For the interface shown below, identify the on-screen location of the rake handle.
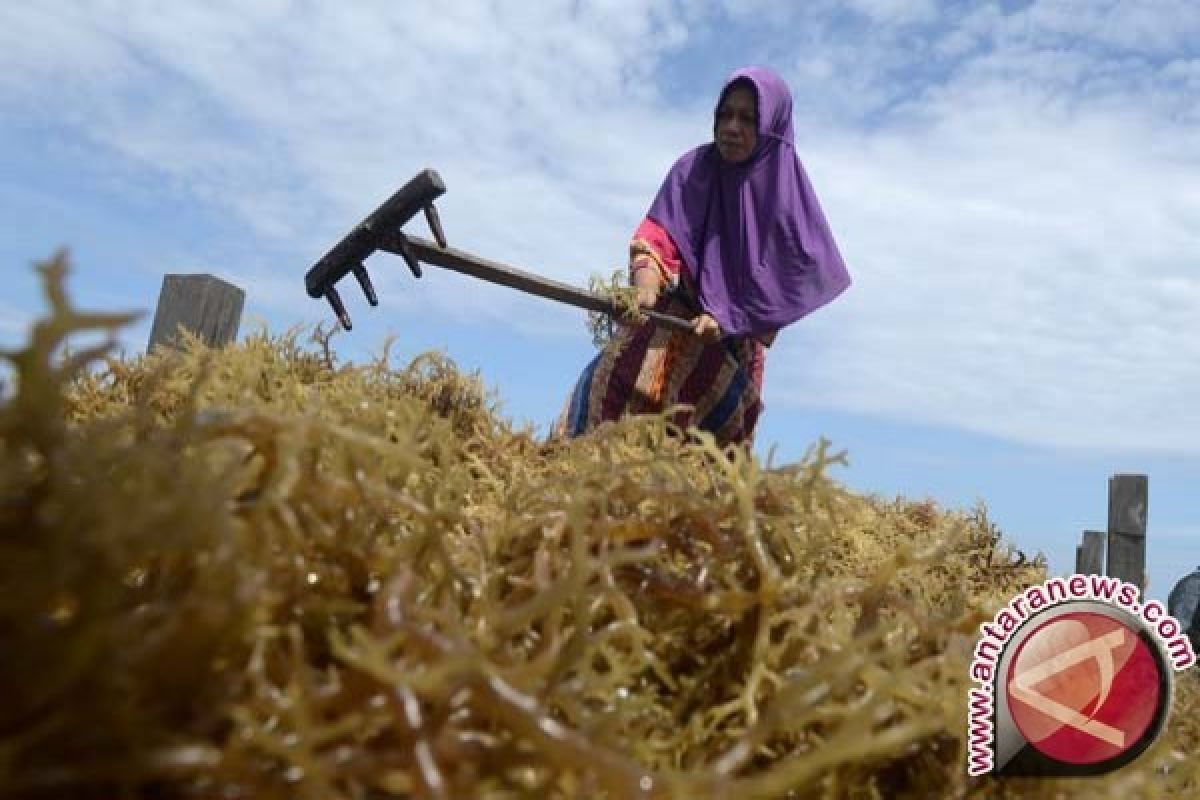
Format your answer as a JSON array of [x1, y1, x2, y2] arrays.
[[386, 233, 696, 334]]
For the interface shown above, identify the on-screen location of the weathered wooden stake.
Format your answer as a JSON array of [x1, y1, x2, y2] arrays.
[[147, 274, 245, 352], [1075, 529, 1106, 575], [1106, 473, 1148, 591]]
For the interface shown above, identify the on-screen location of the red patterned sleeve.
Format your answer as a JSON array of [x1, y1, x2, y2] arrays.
[[629, 217, 683, 289]]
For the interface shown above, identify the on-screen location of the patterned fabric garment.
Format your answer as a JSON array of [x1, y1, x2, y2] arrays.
[[553, 218, 768, 447]]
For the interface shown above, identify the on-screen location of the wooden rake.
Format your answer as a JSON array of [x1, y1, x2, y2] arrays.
[[304, 168, 694, 333]]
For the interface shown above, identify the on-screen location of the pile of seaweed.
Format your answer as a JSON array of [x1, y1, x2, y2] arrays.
[[1, 253, 1197, 799]]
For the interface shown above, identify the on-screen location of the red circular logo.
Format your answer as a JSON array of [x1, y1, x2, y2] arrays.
[[1005, 611, 1162, 765]]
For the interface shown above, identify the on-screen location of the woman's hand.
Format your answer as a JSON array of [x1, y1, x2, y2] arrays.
[[691, 313, 722, 342], [636, 285, 660, 309], [632, 262, 662, 310]]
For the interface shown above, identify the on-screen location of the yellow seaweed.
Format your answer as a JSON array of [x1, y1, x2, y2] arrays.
[[1, 251, 1196, 799]]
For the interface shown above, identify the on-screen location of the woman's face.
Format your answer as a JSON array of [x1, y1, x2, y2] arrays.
[[715, 84, 758, 164]]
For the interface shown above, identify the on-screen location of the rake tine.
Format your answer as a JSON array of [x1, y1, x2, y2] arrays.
[[393, 233, 423, 278], [324, 285, 353, 331], [352, 263, 378, 306], [423, 202, 448, 249]]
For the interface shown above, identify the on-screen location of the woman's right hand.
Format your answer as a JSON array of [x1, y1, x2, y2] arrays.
[[636, 284, 660, 309], [631, 261, 662, 309]]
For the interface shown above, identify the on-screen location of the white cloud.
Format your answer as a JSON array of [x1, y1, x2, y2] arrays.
[[771, 92, 1200, 452], [845, 0, 938, 26], [1017, 0, 1200, 54]]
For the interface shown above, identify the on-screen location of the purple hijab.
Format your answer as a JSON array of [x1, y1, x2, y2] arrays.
[[646, 66, 851, 337]]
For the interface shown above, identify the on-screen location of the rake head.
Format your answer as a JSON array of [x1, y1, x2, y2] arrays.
[[304, 168, 448, 330]]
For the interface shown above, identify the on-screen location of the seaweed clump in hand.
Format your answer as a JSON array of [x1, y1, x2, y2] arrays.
[[587, 268, 644, 349], [2, 250, 1198, 799]]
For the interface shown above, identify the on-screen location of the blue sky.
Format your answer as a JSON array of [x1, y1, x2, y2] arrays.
[[2, 1, 1199, 602]]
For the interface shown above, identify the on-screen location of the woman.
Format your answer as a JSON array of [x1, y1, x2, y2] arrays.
[[555, 66, 851, 447]]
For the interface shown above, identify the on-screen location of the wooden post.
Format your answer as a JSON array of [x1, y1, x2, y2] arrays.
[[147, 274, 245, 352], [1075, 530, 1105, 575], [1106, 474, 1147, 591]]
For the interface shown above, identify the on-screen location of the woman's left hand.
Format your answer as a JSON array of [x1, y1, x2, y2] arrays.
[[691, 313, 722, 342]]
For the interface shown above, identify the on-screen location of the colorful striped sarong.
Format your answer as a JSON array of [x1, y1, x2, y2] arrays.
[[553, 289, 765, 447]]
